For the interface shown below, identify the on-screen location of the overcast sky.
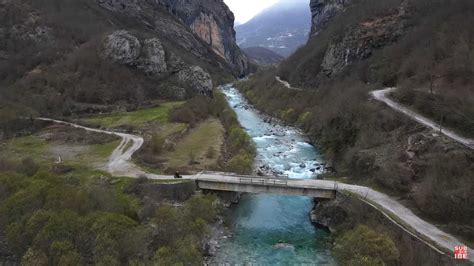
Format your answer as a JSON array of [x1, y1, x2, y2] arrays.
[[224, 0, 278, 24]]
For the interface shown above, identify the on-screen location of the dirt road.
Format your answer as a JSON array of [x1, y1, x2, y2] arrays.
[[371, 88, 474, 149], [37, 118, 170, 179]]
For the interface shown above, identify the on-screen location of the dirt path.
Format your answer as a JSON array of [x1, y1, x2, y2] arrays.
[[371, 88, 474, 149], [275, 76, 302, 91], [196, 172, 473, 261], [38, 112, 474, 262], [37, 118, 171, 179], [268, 80, 474, 259], [338, 183, 474, 261]]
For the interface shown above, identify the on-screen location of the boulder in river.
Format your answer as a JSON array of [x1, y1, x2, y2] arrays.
[[273, 242, 295, 251]]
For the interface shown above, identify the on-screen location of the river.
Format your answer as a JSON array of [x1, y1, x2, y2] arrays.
[[210, 85, 335, 264]]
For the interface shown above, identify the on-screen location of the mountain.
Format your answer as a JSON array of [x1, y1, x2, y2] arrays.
[[0, 0, 249, 116], [237, 0, 474, 260], [235, 0, 311, 57], [242, 47, 284, 66]]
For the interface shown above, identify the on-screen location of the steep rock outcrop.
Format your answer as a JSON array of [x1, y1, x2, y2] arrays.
[[103, 31, 168, 75], [310, 198, 348, 233], [9, 11, 55, 48], [310, 0, 351, 35], [103, 30, 212, 97], [96, 0, 141, 14], [177, 66, 213, 96], [97, 0, 249, 76], [103, 30, 141, 64], [190, 13, 226, 58], [321, 7, 407, 76], [136, 38, 167, 75], [156, 0, 249, 76], [168, 52, 186, 73]]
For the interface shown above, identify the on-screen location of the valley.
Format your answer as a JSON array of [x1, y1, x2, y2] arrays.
[[7, 83, 471, 264], [1, 0, 473, 265]]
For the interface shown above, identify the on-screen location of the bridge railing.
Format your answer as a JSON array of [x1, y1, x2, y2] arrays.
[[201, 171, 289, 181], [239, 177, 288, 186]]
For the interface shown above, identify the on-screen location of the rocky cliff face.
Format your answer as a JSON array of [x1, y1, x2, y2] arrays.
[[154, 0, 249, 77], [321, 7, 407, 76], [310, 0, 351, 35], [103, 30, 213, 97], [308, 0, 407, 76], [98, 0, 248, 77]]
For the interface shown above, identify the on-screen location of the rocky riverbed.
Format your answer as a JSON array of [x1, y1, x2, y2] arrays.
[[205, 85, 335, 264]]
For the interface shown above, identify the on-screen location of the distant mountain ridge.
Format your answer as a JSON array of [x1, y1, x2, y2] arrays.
[[243, 47, 284, 66], [235, 0, 311, 57]]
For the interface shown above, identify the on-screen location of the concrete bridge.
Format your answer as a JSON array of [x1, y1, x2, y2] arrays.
[[38, 118, 473, 261], [189, 171, 338, 199], [188, 171, 474, 260]]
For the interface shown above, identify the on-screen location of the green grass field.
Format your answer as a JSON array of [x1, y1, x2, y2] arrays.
[[77, 140, 120, 165], [83, 102, 183, 128], [164, 119, 224, 170], [2, 135, 49, 162], [0, 130, 120, 170]]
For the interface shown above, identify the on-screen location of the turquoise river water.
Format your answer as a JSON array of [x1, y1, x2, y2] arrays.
[[210, 86, 335, 265]]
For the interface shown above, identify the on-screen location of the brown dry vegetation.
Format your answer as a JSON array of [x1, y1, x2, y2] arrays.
[[0, 0, 233, 121], [134, 94, 255, 175], [236, 0, 474, 242]]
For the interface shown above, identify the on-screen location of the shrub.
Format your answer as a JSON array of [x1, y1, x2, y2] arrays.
[[413, 152, 474, 224], [169, 96, 211, 127], [21, 248, 48, 266], [151, 134, 165, 154], [333, 225, 399, 265], [205, 146, 216, 159], [169, 106, 196, 125], [187, 149, 197, 165], [228, 126, 255, 155], [226, 153, 254, 175], [18, 157, 39, 177]]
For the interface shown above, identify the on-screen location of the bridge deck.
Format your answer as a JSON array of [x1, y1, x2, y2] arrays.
[[188, 172, 338, 199]]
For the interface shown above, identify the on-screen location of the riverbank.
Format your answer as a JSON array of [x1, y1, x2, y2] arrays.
[[206, 86, 335, 264], [311, 192, 462, 265], [232, 77, 473, 264]]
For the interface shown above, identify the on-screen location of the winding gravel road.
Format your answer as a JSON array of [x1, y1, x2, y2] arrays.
[[274, 78, 474, 150], [197, 172, 473, 261], [37, 117, 170, 179], [38, 99, 474, 262], [371, 88, 474, 150], [271, 80, 473, 260], [339, 183, 474, 261], [275, 76, 302, 91]]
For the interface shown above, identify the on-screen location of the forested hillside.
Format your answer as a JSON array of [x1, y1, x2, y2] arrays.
[[0, 1, 255, 264], [0, 0, 249, 136], [237, 0, 474, 245]]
